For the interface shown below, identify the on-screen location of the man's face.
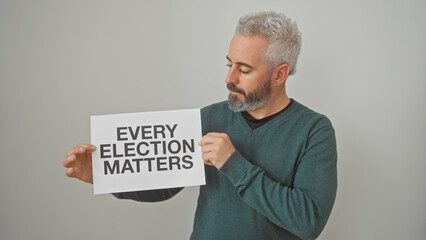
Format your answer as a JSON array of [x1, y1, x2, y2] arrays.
[[225, 34, 272, 112]]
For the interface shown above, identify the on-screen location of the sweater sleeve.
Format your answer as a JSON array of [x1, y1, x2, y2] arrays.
[[219, 125, 337, 240], [111, 187, 184, 202]]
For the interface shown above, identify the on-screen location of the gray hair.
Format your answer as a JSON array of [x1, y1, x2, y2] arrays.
[[235, 11, 302, 75]]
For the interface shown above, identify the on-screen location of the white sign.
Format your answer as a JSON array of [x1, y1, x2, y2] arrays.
[[90, 109, 205, 194]]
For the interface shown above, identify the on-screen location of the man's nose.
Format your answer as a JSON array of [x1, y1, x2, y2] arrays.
[[225, 67, 239, 85]]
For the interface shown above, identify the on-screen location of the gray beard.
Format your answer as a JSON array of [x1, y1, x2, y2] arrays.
[[227, 78, 271, 112]]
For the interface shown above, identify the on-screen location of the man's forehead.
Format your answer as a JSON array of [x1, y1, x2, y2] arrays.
[[227, 34, 268, 65]]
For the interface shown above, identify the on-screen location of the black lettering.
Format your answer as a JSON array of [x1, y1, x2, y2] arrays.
[[182, 155, 193, 169], [168, 140, 181, 154], [144, 158, 155, 172], [124, 142, 136, 157], [182, 139, 195, 153], [141, 125, 152, 139], [128, 126, 140, 140], [150, 141, 161, 154], [166, 124, 178, 138], [117, 127, 127, 141], [169, 156, 181, 170], [136, 142, 149, 156], [104, 160, 120, 175], [153, 125, 166, 139], [112, 144, 123, 157], [157, 157, 168, 171], [162, 140, 167, 154], [121, 159, 134, 174], [100, 144, 111, 158], [132, 158, 144, 172]]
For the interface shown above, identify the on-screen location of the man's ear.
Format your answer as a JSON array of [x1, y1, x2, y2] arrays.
[[271, 64, 290, 87]]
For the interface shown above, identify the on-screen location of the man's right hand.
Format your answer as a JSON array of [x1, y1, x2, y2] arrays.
[[62, 144, 97, 184]]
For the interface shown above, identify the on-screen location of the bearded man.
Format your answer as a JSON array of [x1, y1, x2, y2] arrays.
[[62, 11, 337, 240]]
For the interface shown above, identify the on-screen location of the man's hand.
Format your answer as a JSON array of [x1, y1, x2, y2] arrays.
[[62, 144, 96, 184], [198, 132, 236, 169]]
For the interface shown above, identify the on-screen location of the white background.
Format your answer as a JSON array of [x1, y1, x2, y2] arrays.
[[1, 0, 425, 239]]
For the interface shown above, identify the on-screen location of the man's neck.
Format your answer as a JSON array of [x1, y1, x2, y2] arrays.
[[246, 93, 291, 120]]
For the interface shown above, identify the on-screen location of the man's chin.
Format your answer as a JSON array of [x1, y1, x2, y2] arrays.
[[227, 93, 271, 112], [228, 94, 246, 112]]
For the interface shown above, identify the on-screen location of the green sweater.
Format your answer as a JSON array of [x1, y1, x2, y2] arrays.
[[113, 100, 337, 240]]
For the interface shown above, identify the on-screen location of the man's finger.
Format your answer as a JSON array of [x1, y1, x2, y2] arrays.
[[77, 143, 97, 150], [204, 161, 214, 166], [202, 152, 217, 165], [201, 151, 211, 162], [202, 157, 214, 166], [201, 144, 214, 154], [199, 135, 218, 146], [66, 145, 96, 156], [66, 146, 85, 156], [65, 168, 75, 178], [66, 147, 78, 156], [62, 154, 75, 168]]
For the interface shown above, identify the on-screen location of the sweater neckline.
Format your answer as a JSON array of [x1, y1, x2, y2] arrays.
[[241, 99, 294, 130], [235, 99, 299, 134]]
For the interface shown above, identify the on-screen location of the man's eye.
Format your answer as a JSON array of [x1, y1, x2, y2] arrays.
[[226, 64, 232, 68], [239, 68, 249, 74]]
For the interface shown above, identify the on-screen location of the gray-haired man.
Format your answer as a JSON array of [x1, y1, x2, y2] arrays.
[[63, 12, 337, 240]]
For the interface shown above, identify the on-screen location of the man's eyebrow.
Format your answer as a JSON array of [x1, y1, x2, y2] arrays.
[[226, 55, 254, 69]]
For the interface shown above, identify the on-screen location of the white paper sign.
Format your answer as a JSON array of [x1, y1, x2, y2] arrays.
[[90, 109, 205, 194]]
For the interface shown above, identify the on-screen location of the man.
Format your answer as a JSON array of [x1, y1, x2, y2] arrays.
[[62, 11, 337, 239]]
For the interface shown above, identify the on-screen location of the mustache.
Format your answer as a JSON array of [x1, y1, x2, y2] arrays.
[[227, 84, 246, 96]]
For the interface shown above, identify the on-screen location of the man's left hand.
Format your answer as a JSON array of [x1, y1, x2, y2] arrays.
[[198, 132, 236, 169]]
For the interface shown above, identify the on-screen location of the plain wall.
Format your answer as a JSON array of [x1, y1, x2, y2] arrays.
[[1, 0, 425, 239]]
